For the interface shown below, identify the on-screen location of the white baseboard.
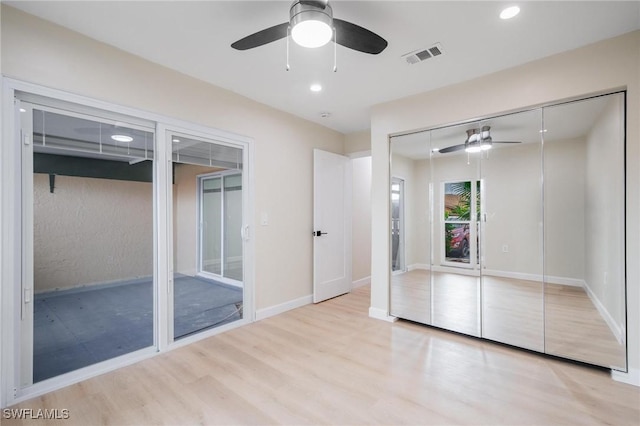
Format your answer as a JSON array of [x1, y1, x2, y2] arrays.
[[612, 368, 640, 387], [368, 307, 398, 322], [482, 269, 584, 287], [431, 265, 478, 276], [255, 294, 312, 321], [544, 275, 584, 287], [583, 281, 624, 345], [407, 263, 430, 271], [352, 276, 370, 288]]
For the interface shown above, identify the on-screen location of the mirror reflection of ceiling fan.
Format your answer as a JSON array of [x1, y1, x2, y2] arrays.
[[437, 126, 522, 154], [230, 0, 388, 55]]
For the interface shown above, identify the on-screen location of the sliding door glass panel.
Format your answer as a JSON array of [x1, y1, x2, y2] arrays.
[[223, 174, 243, 281], [171, 135, 244, 340], [543, 93, 626, 369], [29, 106, 154, 383], [201, 177, 222, 276], [389, 132, 431, 324], [430, 123, 481, 336], [479, 110, 544, 351]]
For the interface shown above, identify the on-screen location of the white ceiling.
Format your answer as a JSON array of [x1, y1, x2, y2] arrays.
[[5, 1, 640, 134]]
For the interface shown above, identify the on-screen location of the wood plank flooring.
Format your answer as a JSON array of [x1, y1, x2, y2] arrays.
[[5, 285, 639, 425]]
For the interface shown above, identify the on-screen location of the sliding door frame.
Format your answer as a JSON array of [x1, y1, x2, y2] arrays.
[[161, 125, 253, 346], [1, 78, 255, 407], [197, 170, 244, 287]]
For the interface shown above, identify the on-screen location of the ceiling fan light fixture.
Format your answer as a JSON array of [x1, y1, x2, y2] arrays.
[[290, 1, 333, 48], [465, 145, 483, 153], [111, 134, 133, 143]]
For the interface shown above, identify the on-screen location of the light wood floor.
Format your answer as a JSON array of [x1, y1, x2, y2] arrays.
[[391, 270, 626, 368], [5, 285, 639, 425]]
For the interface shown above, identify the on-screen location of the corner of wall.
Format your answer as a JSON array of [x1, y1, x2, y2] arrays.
[[344, 130, 372, 155], [368, 307, 397, 323]]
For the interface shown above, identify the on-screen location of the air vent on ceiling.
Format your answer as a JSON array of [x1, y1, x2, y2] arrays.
[[402, 43, 443, 65]]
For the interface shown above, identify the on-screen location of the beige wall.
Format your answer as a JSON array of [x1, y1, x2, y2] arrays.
[[173, 164, 223, 277], [347, 130, 372, 285], [33, 174, 153, 292], [544, 137, 586, 280], [371, 31, 640, 377], [344, 130, 371, 154], [1, 6, 345, 311], [351, 156, 371, 283]]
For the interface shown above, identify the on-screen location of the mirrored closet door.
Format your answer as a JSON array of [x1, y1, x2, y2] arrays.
[[543, 93, 626, 369], [390, 92, 627, 371]]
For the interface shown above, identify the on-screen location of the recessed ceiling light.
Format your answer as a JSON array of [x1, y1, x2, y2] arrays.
[[19, 108, 27, 113], [500, 6, 520, 20], [172, 138, 181, 143], [310, 83, 322, 92], [111, 134, 133, 143]]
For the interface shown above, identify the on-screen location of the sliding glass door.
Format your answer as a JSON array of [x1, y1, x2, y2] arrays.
[[11, 90, 252, 399], [170, 133, 245, 340], [19, 102, 156, 385], [199, 173, 243, 282]]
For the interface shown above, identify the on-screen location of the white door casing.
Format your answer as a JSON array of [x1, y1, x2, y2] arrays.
[[313, 149, 352, 303]]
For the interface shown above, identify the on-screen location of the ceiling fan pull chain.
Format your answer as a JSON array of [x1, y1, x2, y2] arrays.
[[333, 27, 337, 72], [286, 25, 291, 71]]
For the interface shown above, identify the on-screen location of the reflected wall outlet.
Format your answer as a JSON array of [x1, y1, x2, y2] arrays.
[[502, 244, 509, 253], [261, 212, 268, 226]]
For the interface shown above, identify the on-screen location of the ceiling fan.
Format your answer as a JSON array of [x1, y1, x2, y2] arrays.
[[437, 126, 521, 154], [230, 0, 388, 55]]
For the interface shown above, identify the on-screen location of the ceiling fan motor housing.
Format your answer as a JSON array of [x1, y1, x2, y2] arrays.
[[290, 1, 334, 29]]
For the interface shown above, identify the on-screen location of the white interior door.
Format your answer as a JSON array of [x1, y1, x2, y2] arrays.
[[313, 149, 352, 303]]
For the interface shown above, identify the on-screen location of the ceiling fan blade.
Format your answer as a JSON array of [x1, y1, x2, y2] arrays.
[[333, 18, 387, 54], [438, 144, 467, 154], [231, 22, 289, 51]]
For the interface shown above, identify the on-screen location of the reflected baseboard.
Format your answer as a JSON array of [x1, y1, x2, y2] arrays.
[[407, 263, 430, 271], [352, 276, 371, 288], [431, 265, 479, 277], [584, 280, 624, 345], [483, 269, 584, 287]]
